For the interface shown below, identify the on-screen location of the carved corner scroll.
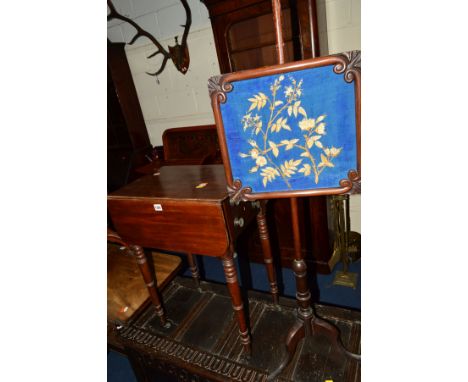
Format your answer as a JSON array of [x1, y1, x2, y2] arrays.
[[208, 75, 233, 103], [339, 170, 360, 195], [226, 180, 252, 203], [333, 50, 361, 83]]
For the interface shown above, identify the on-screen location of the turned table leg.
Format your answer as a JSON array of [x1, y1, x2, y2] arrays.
[[256, 201, 279, 304], [221, 251, 251, 355], [131, 245, 169, 328], [186, 253, 201, 288]]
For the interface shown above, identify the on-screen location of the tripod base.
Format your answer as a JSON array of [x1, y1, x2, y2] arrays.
[[267, 314, 360, 381]]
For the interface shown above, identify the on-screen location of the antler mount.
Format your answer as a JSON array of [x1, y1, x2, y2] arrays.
[[107, 0, 192, 76]]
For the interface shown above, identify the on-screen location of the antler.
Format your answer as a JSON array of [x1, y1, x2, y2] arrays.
[[107, 0, 171, 76], [179, 0, 192, 51]]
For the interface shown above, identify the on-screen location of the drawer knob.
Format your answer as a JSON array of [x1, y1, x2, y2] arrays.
[[234, 217, 244, 228]]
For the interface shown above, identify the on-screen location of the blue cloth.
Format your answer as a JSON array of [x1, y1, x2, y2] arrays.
[[220, 65, 357, 194]]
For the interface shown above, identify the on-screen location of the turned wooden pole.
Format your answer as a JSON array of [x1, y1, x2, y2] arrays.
[[290, 198, 314, 328], [265, 2, 360, 379], [271, 0, 314, 321], [256, 201, 279, 304], [272, 0, 285, 64], [308, 0, 321, 57]]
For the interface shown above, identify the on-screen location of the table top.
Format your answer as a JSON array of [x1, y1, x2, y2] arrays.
[[109, 164, 229, 203], [107, 164, 243, 256]]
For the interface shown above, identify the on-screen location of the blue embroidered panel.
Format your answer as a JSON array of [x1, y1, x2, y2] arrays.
[[220, 65, 357, 194]]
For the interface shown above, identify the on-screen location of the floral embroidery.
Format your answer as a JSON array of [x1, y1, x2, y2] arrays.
[[238, 75, 343, 188]]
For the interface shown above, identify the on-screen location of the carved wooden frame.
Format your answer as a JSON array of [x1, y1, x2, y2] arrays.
[[209, 51, 361, 202]]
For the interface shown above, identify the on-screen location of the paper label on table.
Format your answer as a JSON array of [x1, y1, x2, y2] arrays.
[[153, 204, 163, 211]]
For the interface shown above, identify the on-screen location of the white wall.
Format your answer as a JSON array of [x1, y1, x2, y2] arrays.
[[107, 0, 361, 232], [317, 0, 361, 55]]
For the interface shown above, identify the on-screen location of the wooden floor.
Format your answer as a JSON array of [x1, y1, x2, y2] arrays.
[[107, 244, 182, 324], [114, 276, 361, 382]]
